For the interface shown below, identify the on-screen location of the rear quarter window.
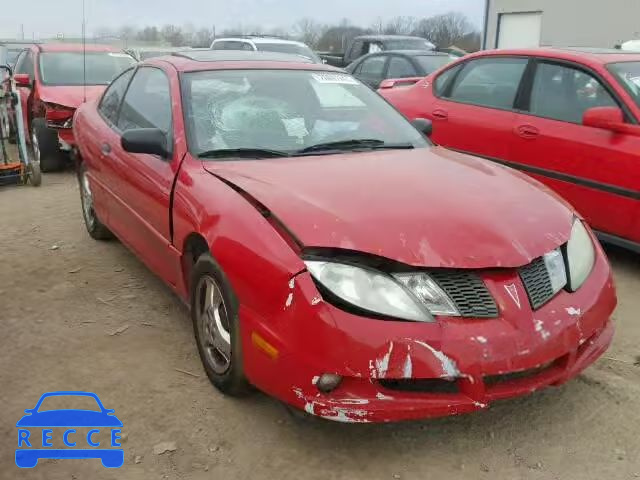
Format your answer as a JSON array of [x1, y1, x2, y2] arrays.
[[448, 58, 528, 109], [434, 64, 463, 96]]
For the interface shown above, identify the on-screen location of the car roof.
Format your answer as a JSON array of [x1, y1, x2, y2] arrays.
[[134, 46, 188, 52], [0, 41, 40, 49], [156, 50, 343, 72], [36, 43, 125, 53], [355, 35, 427, 42], [371, 50, 448, 57], [468, 47, 640, 65], [213, 37, 308, 46]]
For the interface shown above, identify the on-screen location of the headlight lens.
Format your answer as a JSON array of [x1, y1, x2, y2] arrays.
[[566, 219, 595, 291], [305, 261, 432, 322], [393, 273, 460, 316]]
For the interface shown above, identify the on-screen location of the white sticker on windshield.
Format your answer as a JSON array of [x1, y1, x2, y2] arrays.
[[108, 53, 134, 58], [312, 73, 358, 85], [282, 118, 309, 139], [630, 76, 640, 88]]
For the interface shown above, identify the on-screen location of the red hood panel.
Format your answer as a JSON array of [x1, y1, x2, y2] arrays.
[[38, 85, 106, 109], [204, 148, 574, 268]]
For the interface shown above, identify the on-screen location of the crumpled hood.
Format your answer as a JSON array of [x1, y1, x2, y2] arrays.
[[38, 85, 107, 109], [204, 147, 574, 268]]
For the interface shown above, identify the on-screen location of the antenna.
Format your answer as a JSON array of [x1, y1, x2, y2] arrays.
[[82, 0, 86, 103]]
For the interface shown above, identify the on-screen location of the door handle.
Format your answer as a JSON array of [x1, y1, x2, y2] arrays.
[[432, 109, 448, 120], [101, 143, 111, 155], [515, 125, 540, 139]]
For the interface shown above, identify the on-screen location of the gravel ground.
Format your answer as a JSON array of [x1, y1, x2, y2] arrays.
[[1, 172, 639, 480]]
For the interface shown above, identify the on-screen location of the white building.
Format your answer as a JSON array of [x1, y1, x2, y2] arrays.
[[482, 0, 640, 50]]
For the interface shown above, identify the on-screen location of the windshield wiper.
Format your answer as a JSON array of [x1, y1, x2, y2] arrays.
[[198, 148, 291, 159], [297, 139, 414, 154]]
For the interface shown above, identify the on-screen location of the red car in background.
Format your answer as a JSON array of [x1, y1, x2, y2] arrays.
[[380, 48, 640, 252], [12, 43, 135, 171], [73, 51, 615, 423]]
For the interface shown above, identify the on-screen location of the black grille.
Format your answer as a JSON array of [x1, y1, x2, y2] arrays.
[[378, 379, 459, 394], [429, 271, 498, 318], [519, 257, 554, 310], [484, 360, 557, 387]]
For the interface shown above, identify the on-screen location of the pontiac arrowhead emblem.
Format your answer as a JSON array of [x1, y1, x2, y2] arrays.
[[505, 283, 521, 309]]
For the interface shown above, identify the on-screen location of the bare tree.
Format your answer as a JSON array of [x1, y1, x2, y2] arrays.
[[118, 25, 138, 46], [161, 24, 185, 46], [413, 12, 475, 49], [370, 17, 385, 35], [137, 26, 160, 42], [192, 28, 214, 47], [293, 18, 326, 47], [383, 16, 417, 35]]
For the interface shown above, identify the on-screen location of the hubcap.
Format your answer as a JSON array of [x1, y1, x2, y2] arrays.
[[31, 130, 40, 162], [80, 172, 95, 229], [196, 276, 232, 374], [1, 113, 9, 138]]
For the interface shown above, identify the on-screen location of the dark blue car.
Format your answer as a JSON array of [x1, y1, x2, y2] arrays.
[[16, 391, 123, 468]]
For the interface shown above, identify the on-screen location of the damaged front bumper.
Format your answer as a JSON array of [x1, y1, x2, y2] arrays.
[[240, 247, 616, 423]]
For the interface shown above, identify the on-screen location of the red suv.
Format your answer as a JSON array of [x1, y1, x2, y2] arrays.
[[381, 48, 640, 252], [12, 43, 135, 171]]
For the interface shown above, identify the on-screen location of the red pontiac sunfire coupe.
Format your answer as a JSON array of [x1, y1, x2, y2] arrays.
[[73, 50, 616, 423]]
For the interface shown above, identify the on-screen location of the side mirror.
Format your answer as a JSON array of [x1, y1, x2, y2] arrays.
[[412, 118, 433, 137], [379, 77, 423, 90], [582, 106, 640, 136], [121, 128, 172, 158], [14, 73, 31, 88]]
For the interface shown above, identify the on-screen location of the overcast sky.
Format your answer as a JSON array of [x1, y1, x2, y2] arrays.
[[0, 0, 484, 40]]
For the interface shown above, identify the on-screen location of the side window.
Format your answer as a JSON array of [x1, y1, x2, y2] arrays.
[[530, 62, 617, 123], [434, 64, 463, 96], [215, 41, 254, 51], [349, 40, 364, 61], [368, 42, 383, 54], [387, 56, 417, 79], [16, 51, 35, 80], [449, 58, 528, 109], [360, 56, 386, 77], [98, 69, 134, 126], [118, 67, 172, 134], [13, 51, 27, 73]]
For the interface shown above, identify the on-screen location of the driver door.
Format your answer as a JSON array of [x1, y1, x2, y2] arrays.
[[104, 66, 180, 284], [12, 49, 33, 136]]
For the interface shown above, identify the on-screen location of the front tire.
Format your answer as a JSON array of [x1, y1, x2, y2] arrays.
[[191, 253, 250, 396], [32, 118, 64, 172], [78, 163, 113, 240]]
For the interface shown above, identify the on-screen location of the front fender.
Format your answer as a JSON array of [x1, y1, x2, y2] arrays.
[[172, 157, 305, 313]]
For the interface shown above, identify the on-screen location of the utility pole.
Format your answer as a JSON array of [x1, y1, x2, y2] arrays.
[[20, 24, 25, 40], [482, 0, 491, 50]]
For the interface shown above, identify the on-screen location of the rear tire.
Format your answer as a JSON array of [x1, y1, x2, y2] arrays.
[[78, 163, 113, 240], [32, 118, 64, 172], [191, 253, 250, 396]]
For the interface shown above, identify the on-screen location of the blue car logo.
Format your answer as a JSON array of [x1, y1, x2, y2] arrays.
[[16, 391, 123, 468]]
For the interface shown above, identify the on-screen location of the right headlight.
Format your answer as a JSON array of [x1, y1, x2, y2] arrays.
[[565, 219, 595, 292], [305, 260, 463, 322], [305, 260, 432, 322]]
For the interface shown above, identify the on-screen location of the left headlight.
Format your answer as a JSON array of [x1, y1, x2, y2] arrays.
[[565, 219, 596, 292], [305, 260, 433, 322]]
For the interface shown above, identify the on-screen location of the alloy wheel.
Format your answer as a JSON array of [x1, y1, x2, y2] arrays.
[[80, 171, 95, 229], [196, 275, 232, 374]]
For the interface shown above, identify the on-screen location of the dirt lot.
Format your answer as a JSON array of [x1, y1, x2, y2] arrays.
[[1, 172, 639, 480]]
